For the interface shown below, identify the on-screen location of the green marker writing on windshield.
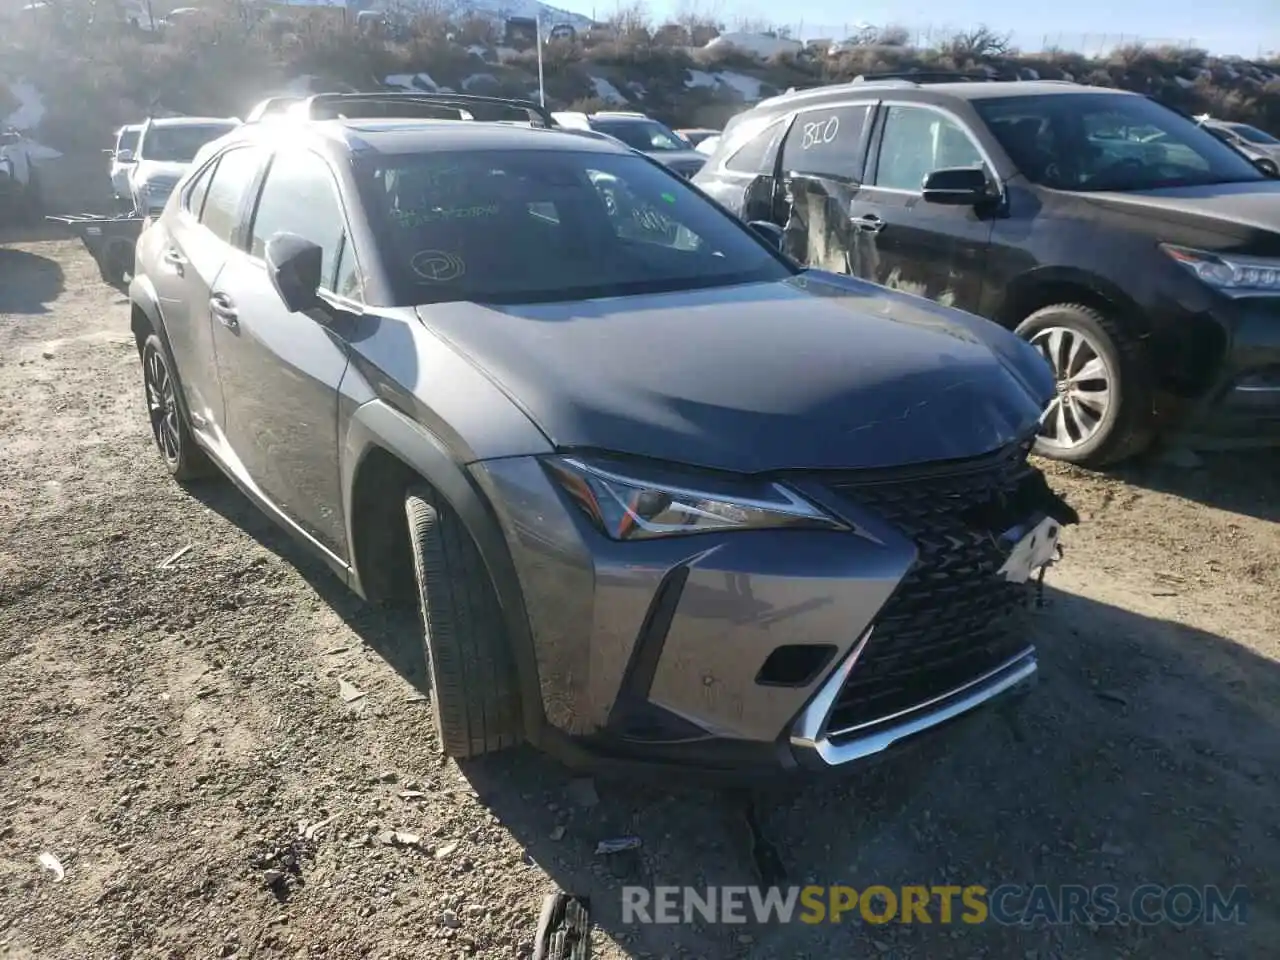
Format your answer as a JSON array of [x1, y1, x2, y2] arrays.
[[661, 192, 676, 204]]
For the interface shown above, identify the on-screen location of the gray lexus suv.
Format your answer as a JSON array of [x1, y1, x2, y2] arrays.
[[129, 95, 1076, 777]]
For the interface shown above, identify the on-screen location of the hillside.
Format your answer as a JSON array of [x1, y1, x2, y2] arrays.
[[2, 4, 1278, 150]]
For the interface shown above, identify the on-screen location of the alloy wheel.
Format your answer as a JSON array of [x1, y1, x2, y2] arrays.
[[1030, 325, 1113, 451], [144, 345, 181, 467]]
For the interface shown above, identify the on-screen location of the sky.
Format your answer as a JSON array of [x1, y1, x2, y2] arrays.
[[553, 0, 1280, 58]]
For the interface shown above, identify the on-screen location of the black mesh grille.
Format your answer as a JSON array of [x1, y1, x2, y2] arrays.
[[824, 442, 1038, 734]]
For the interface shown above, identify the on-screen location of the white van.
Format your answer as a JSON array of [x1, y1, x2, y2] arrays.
[[107, 124, 143, 203]]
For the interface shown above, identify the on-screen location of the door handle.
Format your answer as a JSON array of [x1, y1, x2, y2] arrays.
[[851, 214, 885, 234], [209, 294, 239, 330], [162, 248, 187, 273]]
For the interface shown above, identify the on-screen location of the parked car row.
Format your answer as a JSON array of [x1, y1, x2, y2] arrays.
[[105, 100, 720, 220], [694, 75, 1280, 466], [1196, 115, 1280, 176], [126, 89, 1075, 781]]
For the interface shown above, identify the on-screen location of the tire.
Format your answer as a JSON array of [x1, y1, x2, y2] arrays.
[[404, 489, 521, 758], [140, 333, 212, 482], [533, 893, 591, 960], [1015, 303, 1154, 467], [98, 237, 133, 288]]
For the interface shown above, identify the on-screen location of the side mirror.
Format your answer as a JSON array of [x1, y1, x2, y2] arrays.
[[747, 220, 785, 251], [116, 149, 135, 163], [1253, 157, 1279, 179], [921, 167, 993, 206], [265, 233, 323, 313]]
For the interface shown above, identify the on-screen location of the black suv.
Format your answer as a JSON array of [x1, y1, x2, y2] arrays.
[[695, 77, 1280, 465]]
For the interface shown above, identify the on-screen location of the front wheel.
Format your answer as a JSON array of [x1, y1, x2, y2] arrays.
[[1016, 303, 1154, 467], [405, 489, 522, 759]]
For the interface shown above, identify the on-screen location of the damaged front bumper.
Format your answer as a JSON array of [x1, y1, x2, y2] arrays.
[[474, 437, 1073, 779], [791, 637, 1038, 768], [1179, 295, 1280, 446]]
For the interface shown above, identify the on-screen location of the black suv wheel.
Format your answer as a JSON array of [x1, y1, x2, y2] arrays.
[[1016, 303, 1155, 466]]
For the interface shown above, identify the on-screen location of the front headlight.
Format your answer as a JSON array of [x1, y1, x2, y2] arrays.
[[1162, 244, 1280, 296], [544, 455, 845, 540]]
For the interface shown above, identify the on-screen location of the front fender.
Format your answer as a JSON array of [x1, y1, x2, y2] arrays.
[[340, 399, 547, 743], [998, 265, 1154, 340]]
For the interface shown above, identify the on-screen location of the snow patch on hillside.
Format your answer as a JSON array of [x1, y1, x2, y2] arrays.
[[385, 73, 439, 91], [590, 76, 626, 104], [1, 79, 60, 157], [703, 32, 802, 58], [685, 69, 765, 101], [3, 79, 46, 130]]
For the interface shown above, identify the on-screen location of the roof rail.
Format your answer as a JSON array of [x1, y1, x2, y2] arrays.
[[852, 70, 1004, 84], [765, 70, 1017, 107], [302, 91, 556, 128]]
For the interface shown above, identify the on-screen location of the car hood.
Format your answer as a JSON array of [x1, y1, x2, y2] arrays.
[[1079, 180, 1280, 251], [417, 273, 1053, 473]]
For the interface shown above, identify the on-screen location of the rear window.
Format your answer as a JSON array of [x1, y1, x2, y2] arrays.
[[356, 149, 792, 305], [1227, 123, 1280, 146], [140, 123, 239, 163], [590, 119, 686, 152], [723, 116, 787, 173]]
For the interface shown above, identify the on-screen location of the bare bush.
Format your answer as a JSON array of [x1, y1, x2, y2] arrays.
[[6, 2, 1279, 153], [878, 25, 911, 47], [942, 26, 1013, 59], [674, 2, 722, 46]]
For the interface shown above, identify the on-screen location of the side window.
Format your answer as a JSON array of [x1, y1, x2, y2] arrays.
[[183, 158, 218, 219], [333, 238, 361, 299], [200, 148, 264, 244], [1083, 110, 1208, 173], [873, 106, 985, 192], [249, 149, 352, 294], [724, 117, 787, 173], [779, 104, 873, 181]]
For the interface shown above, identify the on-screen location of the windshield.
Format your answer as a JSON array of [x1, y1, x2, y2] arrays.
[[590, 118, 687, 152], [974, 94, 1266, 191], [1227, 122, 1280, 146], [357, 149, 791, 305], [139, 123, 238, 163], [117, 129, 140, 153]]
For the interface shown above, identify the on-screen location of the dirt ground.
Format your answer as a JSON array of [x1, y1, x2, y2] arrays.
[[1, 235, 1278, 960]]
